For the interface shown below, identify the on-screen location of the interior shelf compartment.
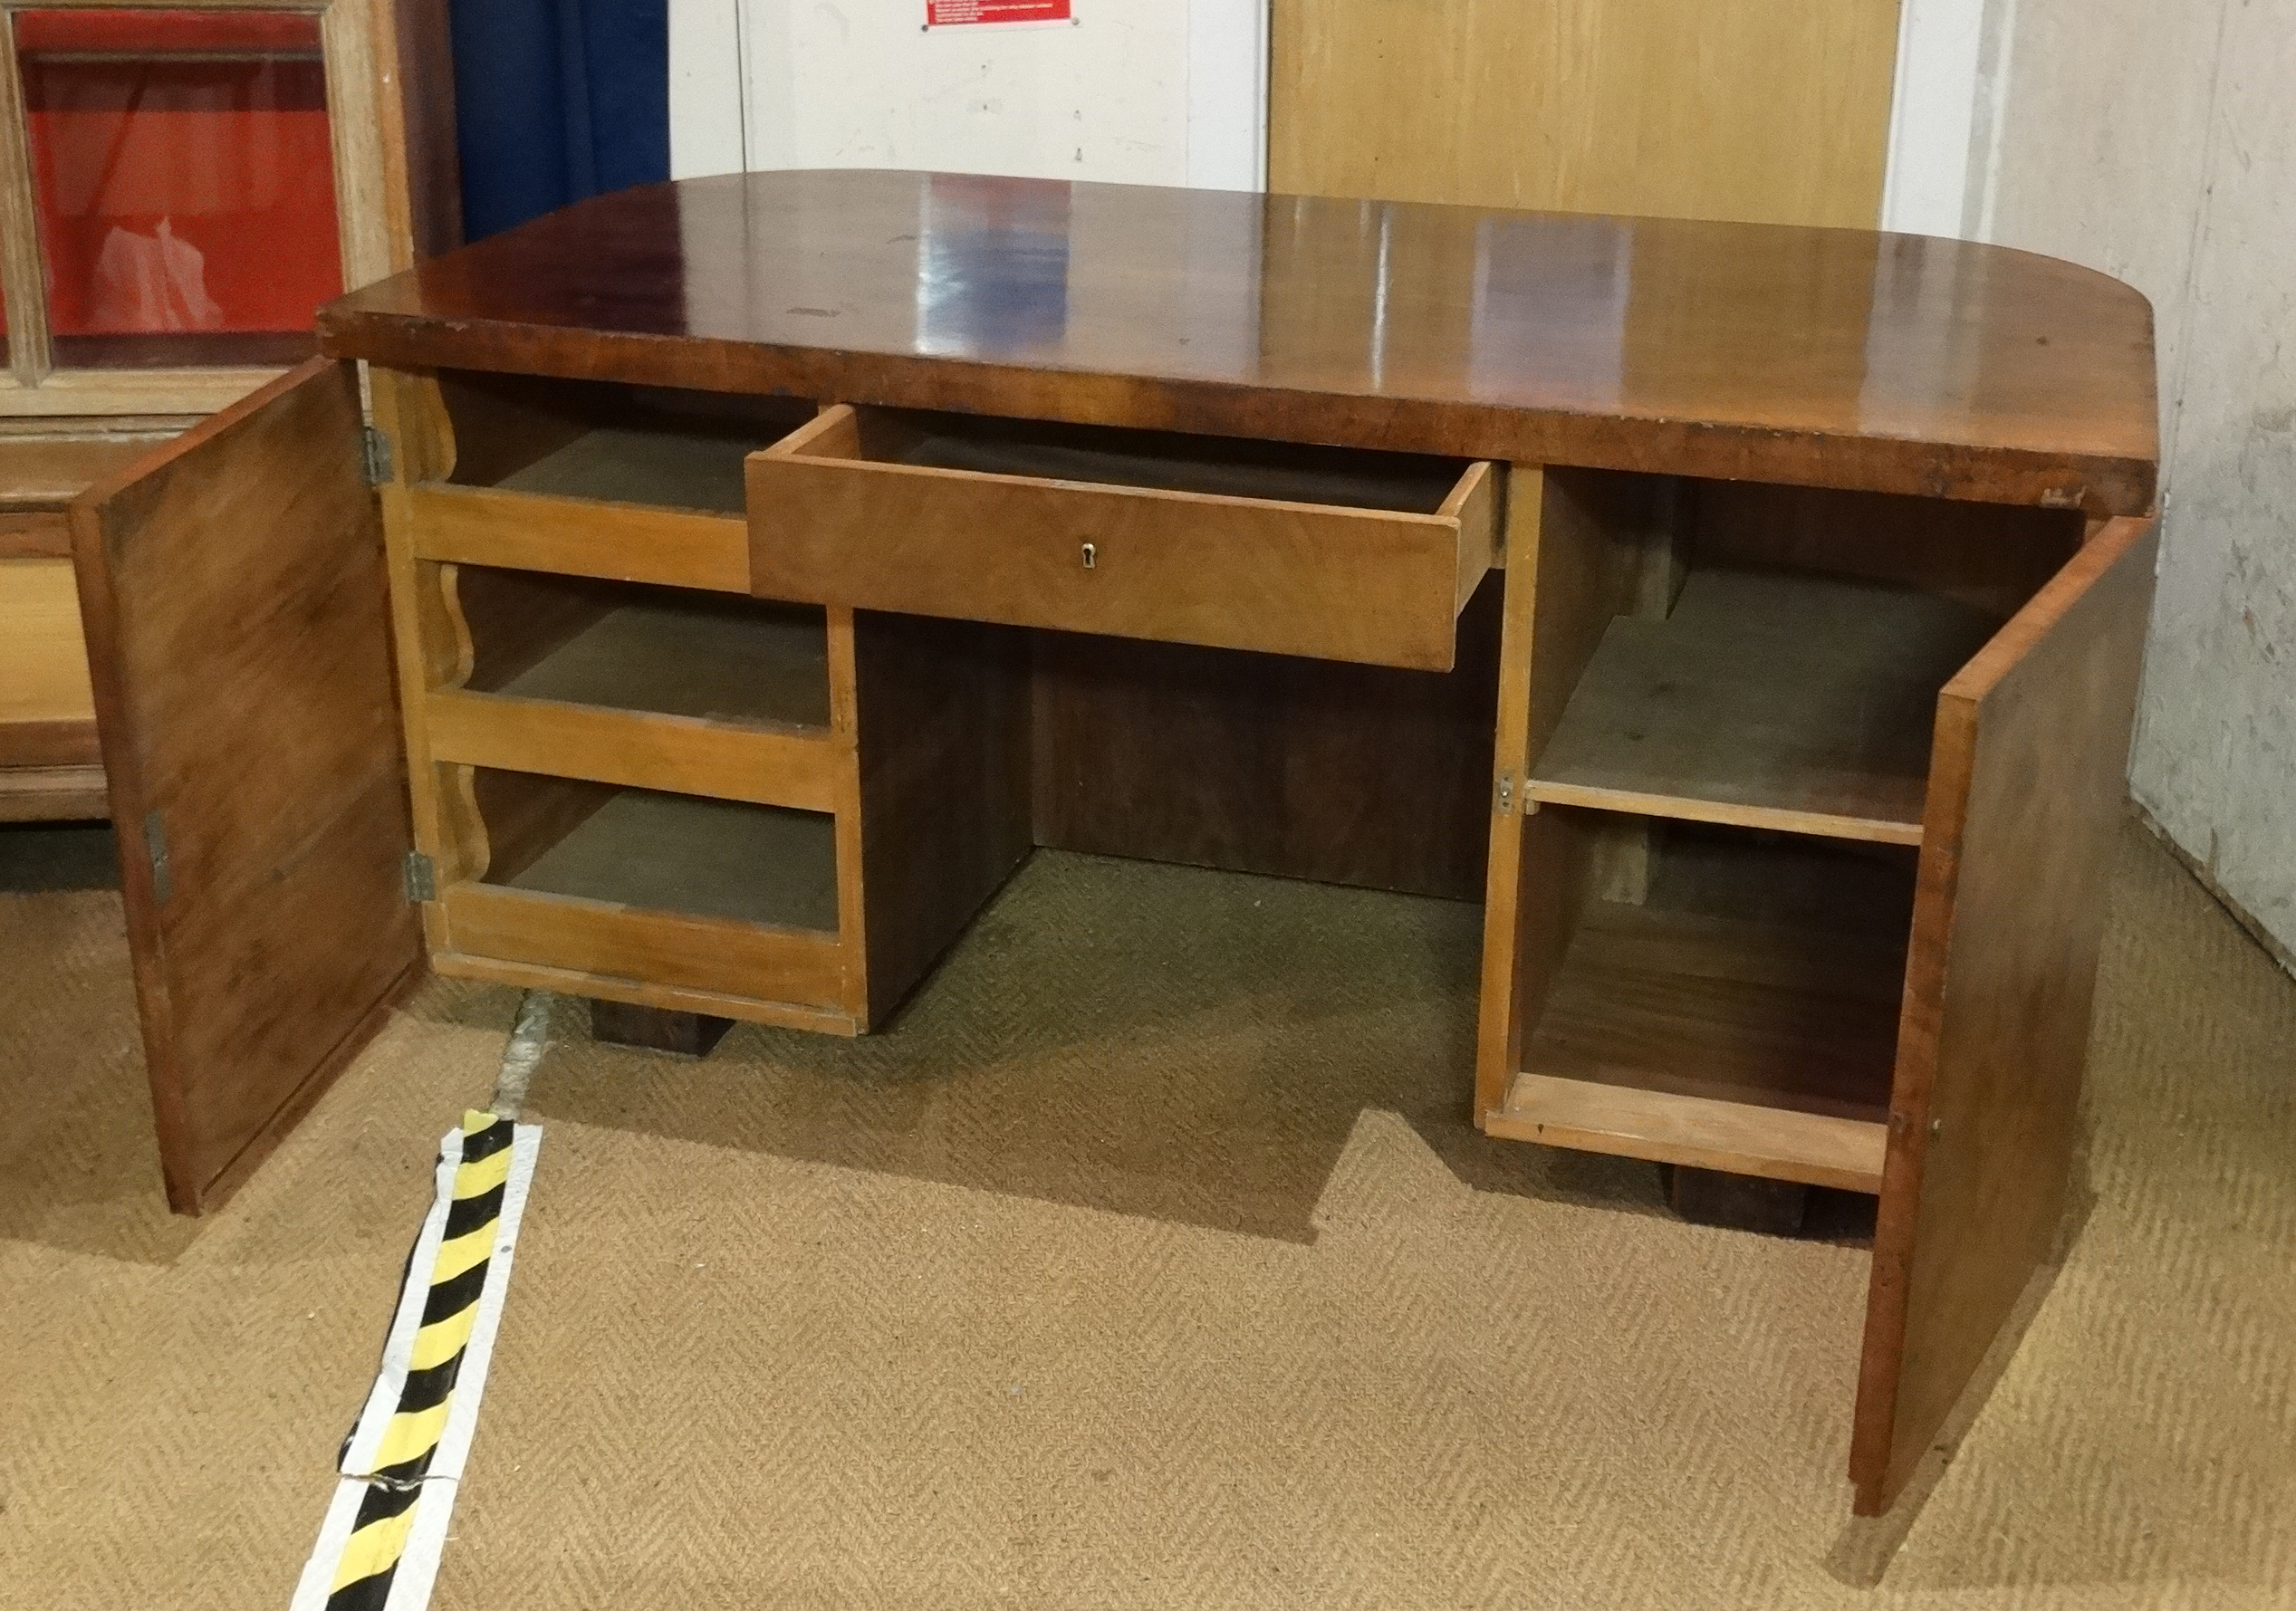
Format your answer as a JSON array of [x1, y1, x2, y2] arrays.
[[437, 370, 816, 514], [437, 771, 848, 1012], [437, 774, 848, 1017], [1485, 816, 1914, 1191], [472, 776, 840, 934], [453, 567, 831, 730], [1525, 566, 2001, 845]]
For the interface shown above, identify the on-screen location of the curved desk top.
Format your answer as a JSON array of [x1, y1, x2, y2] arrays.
[[321, 168, 2158, 516]]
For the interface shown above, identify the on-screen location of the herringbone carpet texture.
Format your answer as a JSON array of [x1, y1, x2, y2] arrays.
[[1, 824, 2290, 1608]]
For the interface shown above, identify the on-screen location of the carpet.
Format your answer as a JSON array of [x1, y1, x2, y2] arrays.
[[0, 821, 2289, 1608]]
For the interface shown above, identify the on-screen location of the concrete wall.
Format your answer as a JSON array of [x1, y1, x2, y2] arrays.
[[1955, 0, 2295, 963]]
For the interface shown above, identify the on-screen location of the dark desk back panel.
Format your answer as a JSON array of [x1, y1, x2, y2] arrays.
[[1031, 573, 1503, 901]]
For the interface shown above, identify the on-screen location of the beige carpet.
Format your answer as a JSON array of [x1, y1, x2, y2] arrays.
[[1, 822, 2290, 1608]]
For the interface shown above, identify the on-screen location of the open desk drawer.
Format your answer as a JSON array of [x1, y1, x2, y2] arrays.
[[747, 406, 1498, 671]]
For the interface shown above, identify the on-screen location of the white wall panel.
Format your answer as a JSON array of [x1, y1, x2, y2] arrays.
[[669, 0, 746, 178], [669, 2, 1265, 190]]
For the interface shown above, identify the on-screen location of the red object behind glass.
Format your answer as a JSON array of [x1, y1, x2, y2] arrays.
[[16, 9, 342, 368]]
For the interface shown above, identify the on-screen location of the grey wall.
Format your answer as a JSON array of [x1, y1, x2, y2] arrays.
[[1975, 0, 2294, 963]]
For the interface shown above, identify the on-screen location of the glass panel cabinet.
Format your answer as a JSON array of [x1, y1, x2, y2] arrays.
[[19, 8, 343, 370], [0, 0, 450, 820]]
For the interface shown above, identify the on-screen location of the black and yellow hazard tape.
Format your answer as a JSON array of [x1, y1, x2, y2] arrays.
[[293, 1108, 541, 1611]]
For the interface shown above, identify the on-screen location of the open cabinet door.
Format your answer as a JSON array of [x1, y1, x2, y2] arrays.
[[1849, 515, 2159, 1513], [72, 360, 424, 1215]]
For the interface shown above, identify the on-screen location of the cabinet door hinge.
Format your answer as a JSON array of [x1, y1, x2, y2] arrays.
[[402, 851, 436, 903], [360, 426, 395, 487], [1495, 772, 1514, 815], [143, 810, 172, 905]]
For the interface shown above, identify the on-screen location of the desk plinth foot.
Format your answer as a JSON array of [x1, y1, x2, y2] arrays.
[[589, 999, 735, 1058], [1664, 1164, 1811, 1236]]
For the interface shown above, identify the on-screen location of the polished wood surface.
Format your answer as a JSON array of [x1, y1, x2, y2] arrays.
[[322, 170, 2160, 515], [1849, 515, 2159, 1514], [1272, 0, 1899, 229], [69, 361, 422, 1213]]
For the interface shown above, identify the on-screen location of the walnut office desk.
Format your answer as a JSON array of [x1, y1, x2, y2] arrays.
[[68, 171, 2159, 1516]]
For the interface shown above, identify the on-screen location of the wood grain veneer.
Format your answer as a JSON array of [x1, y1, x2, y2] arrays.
[[1851, 515, 2160, 1515], [68, 360, 421, 1213], [320, 171, 2159, 516]]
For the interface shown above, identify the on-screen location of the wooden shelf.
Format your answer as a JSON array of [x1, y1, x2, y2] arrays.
[[1526, 568, 2000, 844], [485, 784, 841, 935], [1487, 821, 1912, 1191], [476, 593, 831, 729], [1489, 1073, 1888, 1194]]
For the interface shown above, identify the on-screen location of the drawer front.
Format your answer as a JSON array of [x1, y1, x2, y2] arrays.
[[401, 484, 751, 593], [747, 409, 1497, 671]]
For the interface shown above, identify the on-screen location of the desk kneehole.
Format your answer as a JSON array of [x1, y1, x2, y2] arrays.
[[746, 404, 1498, 672]]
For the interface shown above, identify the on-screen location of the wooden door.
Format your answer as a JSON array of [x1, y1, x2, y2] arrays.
[[1850, 516, 2160, 1513], [1269, 0, 1903, 227], [71, 360, 423, 1214]]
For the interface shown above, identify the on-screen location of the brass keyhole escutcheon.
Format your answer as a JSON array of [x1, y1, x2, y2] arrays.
[[1081, 541, 1097, 570]]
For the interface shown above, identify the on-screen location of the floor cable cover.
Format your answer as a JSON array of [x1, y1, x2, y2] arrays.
[[290, 1108, 543, 1611]]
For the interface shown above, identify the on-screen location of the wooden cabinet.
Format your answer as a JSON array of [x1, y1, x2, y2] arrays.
[[0, 0, 450, 820], [68, 171, 2159, 1521], [1466, 470, 2156, 1511]]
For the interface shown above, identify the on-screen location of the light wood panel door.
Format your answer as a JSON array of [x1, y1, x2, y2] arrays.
[[1851, 516, 2159, 1513], [71, 360, 422, 1213], [1271, 0, 1902, 227]]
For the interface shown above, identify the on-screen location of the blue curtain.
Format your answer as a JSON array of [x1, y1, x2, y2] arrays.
[[449, 0, 669, 241]]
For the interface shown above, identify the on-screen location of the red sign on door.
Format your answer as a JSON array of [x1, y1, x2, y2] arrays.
[[927, 0, 1071, 24]]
